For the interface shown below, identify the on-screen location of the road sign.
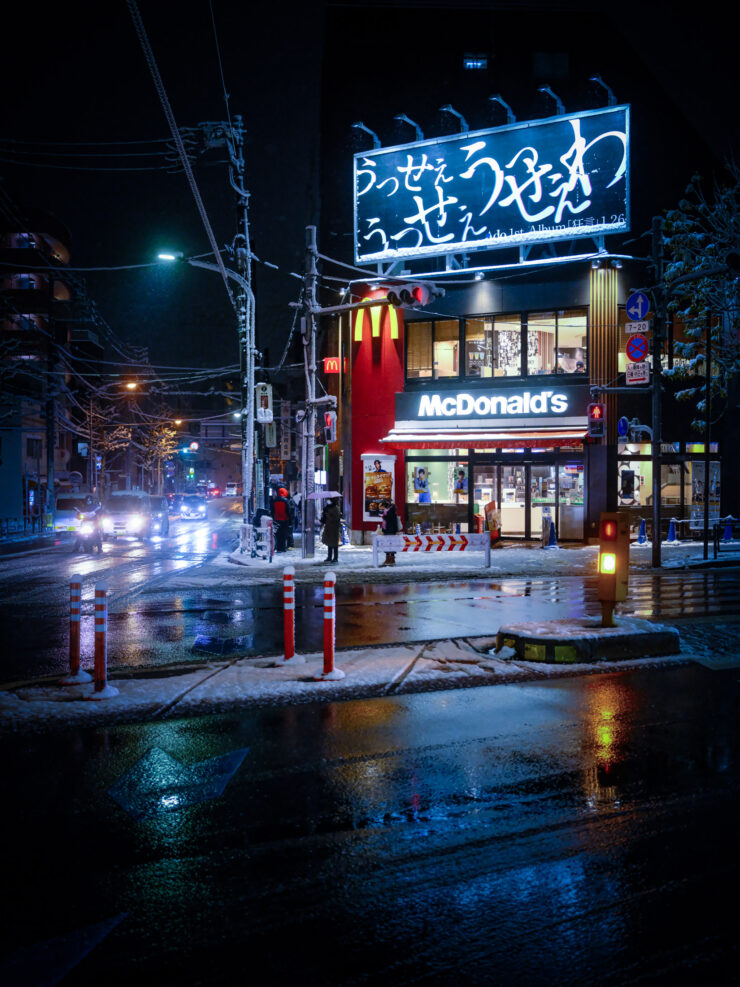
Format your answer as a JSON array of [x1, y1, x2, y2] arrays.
[[626, 333, 649, 362], [625, 320, 650, 335], [626, 291, 650, 321], [617, 416, 630, 436], [626, 362, 650, 385]]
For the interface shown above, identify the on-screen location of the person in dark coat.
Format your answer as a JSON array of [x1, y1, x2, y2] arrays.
[[380, 500, 399, 566], [320, 497, 341, 564], [271, 487, 291, 552]]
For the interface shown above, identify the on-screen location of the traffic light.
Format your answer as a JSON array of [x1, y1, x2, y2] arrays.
[[587, 402, 606, 438], [386, 281, 445, 308], [323, 410, 337, 443], [597, 511, 630, 626]]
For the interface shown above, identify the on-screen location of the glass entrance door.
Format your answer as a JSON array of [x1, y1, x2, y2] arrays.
[[500, 464, 527, 536], [530, 464, 556, 541]]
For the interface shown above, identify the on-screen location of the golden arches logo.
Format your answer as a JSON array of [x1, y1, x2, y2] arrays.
[[353, 304, 399, 342]]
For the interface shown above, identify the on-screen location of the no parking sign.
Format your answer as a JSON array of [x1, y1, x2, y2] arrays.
[[626, 333, 649, 363]]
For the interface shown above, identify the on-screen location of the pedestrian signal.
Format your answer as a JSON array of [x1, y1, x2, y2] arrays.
[[323, 410, 337, 443], [597, 511, 629, 625], [587, 402, 606, 438]]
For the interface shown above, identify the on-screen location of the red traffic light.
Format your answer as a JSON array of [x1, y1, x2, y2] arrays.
[[589, 404, 603, 419], [600, 519, 617, 540]]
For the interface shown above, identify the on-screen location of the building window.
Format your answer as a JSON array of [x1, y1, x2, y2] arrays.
[[406, 321, 432, 378], [406, 309, 587, 381], [465, 316, 522, 377], [528, 310, 587, 375], [433, 320, 459, 378]]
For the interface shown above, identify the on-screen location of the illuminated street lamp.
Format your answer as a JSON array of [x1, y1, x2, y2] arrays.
[[158, 251, 255, 540]]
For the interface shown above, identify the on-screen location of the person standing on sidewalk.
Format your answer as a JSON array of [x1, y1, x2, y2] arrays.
[[380, 499, 399, 566], [271, 487, 291, 553], [320, 497, 341, 564]]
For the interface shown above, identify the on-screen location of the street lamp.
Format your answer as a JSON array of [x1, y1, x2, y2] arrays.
[[158, 252, 255, 546]]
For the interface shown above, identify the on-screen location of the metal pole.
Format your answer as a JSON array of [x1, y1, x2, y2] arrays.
[[302, 226, 319, 558], [651, 217, 664, 568], [703, 320, 711, 560]]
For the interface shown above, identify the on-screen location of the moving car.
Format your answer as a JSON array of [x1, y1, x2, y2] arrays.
[[54, 493, 100, 533], [224, 482, 238, 497], [180, 494, 207, 520], [100, 493, 155, 541], [167, 493, 184, 517], [149, 495, 170, 537]]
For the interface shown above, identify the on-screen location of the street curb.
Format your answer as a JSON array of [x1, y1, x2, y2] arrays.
[[495, 618, 681, 663]]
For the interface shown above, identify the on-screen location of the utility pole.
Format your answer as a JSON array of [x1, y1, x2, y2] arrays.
[[196, 117, 255, 544], [651, 216, 665, 569], [45, 278, 56, 526], [302, 226, 319, 558]]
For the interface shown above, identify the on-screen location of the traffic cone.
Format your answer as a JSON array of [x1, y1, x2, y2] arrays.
[[637, 519, 647, 544], [666, 519, 677, 543], [723, 518, 734, 542], [543, 520, 559, 549]]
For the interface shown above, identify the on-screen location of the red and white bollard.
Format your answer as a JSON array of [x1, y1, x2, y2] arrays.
[[314, 571, 344, 681], [84, 584, 119, 700], [59, 576, 92, 684], [282, 566, 305, 665]]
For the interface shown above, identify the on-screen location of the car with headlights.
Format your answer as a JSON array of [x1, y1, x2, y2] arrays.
[[180, 494, 208, 520], [167, 493, 183, 517], [54, 493, 100, 533], [100, 493, 155, 541], [149, 495, 170, 537]]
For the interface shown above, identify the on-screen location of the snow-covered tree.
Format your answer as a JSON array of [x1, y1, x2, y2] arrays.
[[662, 163, 740, 431], [132, 408, 178, 494]]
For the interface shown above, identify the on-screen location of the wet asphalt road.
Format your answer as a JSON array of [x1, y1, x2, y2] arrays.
[[2, 509, 740, 682], [2, 663, 738, 984]]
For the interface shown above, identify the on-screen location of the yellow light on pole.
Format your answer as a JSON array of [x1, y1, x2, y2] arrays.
[[597, 512, 630, 626]]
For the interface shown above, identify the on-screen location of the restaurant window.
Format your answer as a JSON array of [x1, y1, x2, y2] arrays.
[[406, 321, 433, 378], [527, 310, 587, 375], [433, 320, 460, 378], [464, 316, 521, 377]]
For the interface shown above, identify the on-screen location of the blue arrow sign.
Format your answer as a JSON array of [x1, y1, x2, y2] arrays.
[[109, 746, 249, 820], [618, 416, 630, 437], [626, 290, 650, 321]]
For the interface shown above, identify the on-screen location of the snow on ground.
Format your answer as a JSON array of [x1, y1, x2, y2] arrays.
[[0, 631, 693, 735]]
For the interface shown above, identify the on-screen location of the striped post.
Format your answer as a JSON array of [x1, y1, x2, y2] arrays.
[[314, 571, 344, 681], [281, 566, 305, 665], [58, 576, 92, 684], [84, 584, 118, 700]]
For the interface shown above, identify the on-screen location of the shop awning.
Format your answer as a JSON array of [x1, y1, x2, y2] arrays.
[[379, 427, 587, 449]]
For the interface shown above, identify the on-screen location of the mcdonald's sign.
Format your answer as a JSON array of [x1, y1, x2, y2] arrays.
[[353, 302, 399, 343], [323, 357, 340, 373]]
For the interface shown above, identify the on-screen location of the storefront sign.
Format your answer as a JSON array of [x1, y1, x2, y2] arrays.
[[354, 105, 629, 263], [361, 453, 395, 521], [395, 384, 588, 424], [324, 357, 340, 373]]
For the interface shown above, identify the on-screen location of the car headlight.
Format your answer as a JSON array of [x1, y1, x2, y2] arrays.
[[102, 517, 113, 532], [128, 514, 143, 531], [79, 523, 94, 535]]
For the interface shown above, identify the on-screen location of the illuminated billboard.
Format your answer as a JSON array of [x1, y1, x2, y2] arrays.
[[354, 105, 629, 264]]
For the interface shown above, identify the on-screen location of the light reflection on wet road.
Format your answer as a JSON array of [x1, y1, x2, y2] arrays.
[[1, 664, 737, 983]]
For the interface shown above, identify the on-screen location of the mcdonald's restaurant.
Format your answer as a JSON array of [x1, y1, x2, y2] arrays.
[[320, 105, 730, 545], [324, 257, 727, 546]]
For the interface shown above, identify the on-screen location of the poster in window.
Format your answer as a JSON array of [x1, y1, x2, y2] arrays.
[[362, 454, 395, 520]]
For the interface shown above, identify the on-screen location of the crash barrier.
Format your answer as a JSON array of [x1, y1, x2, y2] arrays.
[[281, 566, 304, 665], [314, 571, 344, 681], [372, 532, 491, 568], [254, 517, 274, 562], [83, 585, 119, 700]]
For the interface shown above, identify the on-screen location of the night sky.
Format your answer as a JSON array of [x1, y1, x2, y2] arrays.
[[2, 1, 737, 372]]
